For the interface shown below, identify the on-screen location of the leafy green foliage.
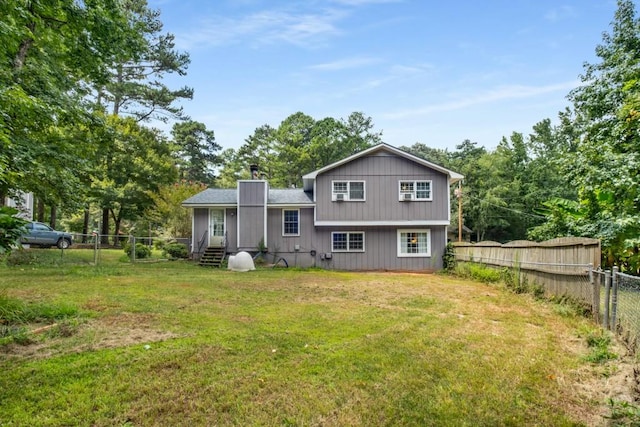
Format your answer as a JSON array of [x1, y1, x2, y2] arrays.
[[91, 116, 178, 241], [124, 242, 151, 259], [171, 120, 220, 184], [0, 207, 27, 254], [146, 180, 207, 238], [442, 242, 457, 271], [0, 0, 135, 207], [218, 111, 382, 188], [528, 0, 640, 270], [163, 242, 188, 259]]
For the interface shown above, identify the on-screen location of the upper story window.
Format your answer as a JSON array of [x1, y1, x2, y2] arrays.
[[332, 181, 365, 202], [399, 180, 432, 201], [282, 209, 299, 236]]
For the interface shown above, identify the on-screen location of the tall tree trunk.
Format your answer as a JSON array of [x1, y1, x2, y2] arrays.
[[37, 198, 45, 222], [101, 208, 110, 245], [82, 206, 90, 243], [110, 208, 122, 247], [49, 205, 57, 229]]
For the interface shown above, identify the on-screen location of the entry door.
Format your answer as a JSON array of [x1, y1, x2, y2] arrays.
[[209, 209, 225, 247]]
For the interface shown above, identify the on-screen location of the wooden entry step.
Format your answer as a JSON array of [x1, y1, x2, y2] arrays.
[[199, 246, 226, 267]]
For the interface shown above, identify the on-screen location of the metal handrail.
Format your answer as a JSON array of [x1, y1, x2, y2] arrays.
[[197, 230, 208, 254]]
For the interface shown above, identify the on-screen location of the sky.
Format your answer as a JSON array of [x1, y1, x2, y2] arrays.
[[147, 0, 620, 152]]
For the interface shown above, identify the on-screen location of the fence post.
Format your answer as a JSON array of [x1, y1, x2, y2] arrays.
[[611, 266, 619, 331], [130, 235, 136, 263], [604, 270, 611, 330], [93, 232, 99, 266], [590, 265, 599, 324]]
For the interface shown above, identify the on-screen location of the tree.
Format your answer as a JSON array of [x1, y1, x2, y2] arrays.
[[0, 0, 133, 205], [340, 111, 383, 154], [557, 0, 640, 268], [217, 111, 384, 189], [96, 0, 192, 121], [91, 0, 192, 241], [273, 112, 316, 188], [400, 143, 451, 168], [90, 116, 177, 244], [171, 120, 220, 184], [146, 180, 207, 238]]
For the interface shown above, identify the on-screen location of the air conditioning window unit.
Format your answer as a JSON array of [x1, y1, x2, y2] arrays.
[[335, 193, 346, 201], [402, 193, 413, 201]]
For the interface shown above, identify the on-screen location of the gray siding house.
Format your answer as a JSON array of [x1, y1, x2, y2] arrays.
[[182, 143, 463, 271]]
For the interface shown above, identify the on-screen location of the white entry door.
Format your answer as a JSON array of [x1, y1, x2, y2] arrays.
[[209, 209, 225, 247]]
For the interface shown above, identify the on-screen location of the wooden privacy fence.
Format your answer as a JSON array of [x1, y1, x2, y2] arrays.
[[453, 237, 601, 308]]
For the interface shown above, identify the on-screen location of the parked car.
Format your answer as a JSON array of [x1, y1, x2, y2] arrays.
[[20, 222, 73, 249]]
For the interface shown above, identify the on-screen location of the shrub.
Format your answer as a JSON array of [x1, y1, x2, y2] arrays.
[[124, 242, 151, 259], [153, 239, 167, 250], [3, 249, 37, 266], [163, 242, 188, 259], [442, 242, 456, 271]]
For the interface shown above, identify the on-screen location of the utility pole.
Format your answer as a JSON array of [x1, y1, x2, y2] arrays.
[[454, 182, 463, 242]]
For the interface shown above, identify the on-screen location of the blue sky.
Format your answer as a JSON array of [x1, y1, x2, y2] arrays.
[[148, 0, 619, 152]]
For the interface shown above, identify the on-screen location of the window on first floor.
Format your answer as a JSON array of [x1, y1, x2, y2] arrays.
[[397, 229, 431, 257], [332, 181, 365, 201], [331, 231, 365, 252], [399, 180, 432, 201], [282, 209, 299, 236]]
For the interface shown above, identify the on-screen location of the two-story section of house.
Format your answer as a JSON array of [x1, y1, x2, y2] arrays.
[[182, 143, 463, 271]]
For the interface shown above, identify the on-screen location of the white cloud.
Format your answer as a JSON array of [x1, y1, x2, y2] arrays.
[[177, 8, 346, 50], [330, 0, 402, 5], [545, 6, 577, 22], [308, 56, 381, 71], [381, 81, 579, 119]]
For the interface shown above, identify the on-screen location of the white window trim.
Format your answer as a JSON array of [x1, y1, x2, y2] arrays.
[[398, 180, 432, 201], [397, 229, 431, 257], [332, 180, 366, 202], [331, 231, 365, 252], [282, 209, 300, 237]]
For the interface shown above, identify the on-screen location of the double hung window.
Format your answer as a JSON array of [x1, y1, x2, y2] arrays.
[[397, 229, 431, 257], [332, 181, 365, 201], [399, 180, 432, 201], [282, 209, 299, 236], [331, 232, 365, 252]]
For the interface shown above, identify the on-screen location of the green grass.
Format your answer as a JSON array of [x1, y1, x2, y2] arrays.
[[0, 249, 621, 426]]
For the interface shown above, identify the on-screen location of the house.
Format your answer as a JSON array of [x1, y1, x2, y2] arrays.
[[4, 192, 34, 220], [182, 143, 463, 271], [448, 225, 474, 243]]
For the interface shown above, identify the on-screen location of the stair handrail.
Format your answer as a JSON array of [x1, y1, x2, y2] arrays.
[[197, 230, 208, 254]]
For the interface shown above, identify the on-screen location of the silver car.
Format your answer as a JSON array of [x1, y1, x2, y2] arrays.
[[21, 222, 73, 249]]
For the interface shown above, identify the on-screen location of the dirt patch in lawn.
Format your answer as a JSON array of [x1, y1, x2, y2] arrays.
[[562, 339, 639, 426], [0, 313, 180, 360]]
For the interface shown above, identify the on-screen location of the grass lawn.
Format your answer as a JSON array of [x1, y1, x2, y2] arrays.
[[0, 249, 632, 426]]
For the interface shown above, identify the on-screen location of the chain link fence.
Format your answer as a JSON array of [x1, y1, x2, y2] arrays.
[[597, 268, 640, 353], [19, 233, 191, 265]]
